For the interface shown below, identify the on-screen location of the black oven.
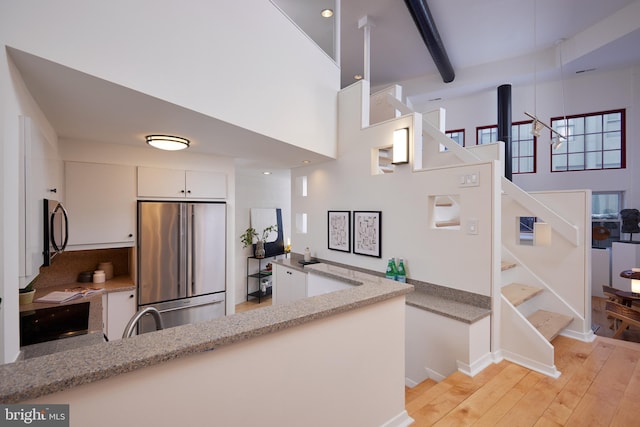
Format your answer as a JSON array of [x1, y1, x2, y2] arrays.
[[43, 198, 69, 266]]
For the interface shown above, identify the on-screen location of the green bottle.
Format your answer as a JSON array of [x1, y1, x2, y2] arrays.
[[385, 257, 398, 280], [397, 258, 407, 283]]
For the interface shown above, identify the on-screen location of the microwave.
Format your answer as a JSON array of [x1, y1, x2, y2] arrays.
[[43, 198, 69, 266]]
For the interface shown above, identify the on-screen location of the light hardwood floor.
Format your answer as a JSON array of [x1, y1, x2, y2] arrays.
[[406, 335, 640, 426], [235, 298, 272, 313], [237, 297, 640, 425]]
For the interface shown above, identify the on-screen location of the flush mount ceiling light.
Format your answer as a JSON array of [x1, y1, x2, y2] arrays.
[[321, 8, 334, 18], [146, 135, 190, 151]]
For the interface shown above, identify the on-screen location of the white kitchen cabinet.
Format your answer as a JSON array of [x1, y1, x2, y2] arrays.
[[306, 273, 355, 297], [273, 264, 307, 305], [19, 116, 63, 286], [137, 166, 226, 199], [103, 289, 137, 341], [65, 161, 136, 248]]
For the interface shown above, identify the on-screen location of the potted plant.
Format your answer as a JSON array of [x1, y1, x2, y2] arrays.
[[240, 225, 278, 258], [19, 275, 38, 305]]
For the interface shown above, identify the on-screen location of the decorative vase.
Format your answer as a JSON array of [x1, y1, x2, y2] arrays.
[[255, 240, 266, 258], [19, 290, 36, 305]]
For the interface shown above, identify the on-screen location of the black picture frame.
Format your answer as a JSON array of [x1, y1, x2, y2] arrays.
[[328, 211, 351, 252], [353, 211, 381, 258]]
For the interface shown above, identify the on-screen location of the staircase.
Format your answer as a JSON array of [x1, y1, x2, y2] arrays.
[[382, 90, 590, 378], [501, 281, 572, 342]]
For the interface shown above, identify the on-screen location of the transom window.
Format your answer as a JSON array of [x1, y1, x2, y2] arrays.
[[550, 110, 625, 172], [476, 122, 536, 174]]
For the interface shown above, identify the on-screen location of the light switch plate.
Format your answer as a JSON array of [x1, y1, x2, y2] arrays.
[[467, 219, 479, 235], [459, 172, 480, 187]]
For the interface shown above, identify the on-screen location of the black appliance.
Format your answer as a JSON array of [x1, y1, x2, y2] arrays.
[[43, 198, 68, 266]]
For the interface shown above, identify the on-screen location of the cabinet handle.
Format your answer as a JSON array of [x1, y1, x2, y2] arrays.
[[181, 190, 185, 194], [49, 188, 57, 193], [128, 234, 133, 238], [129, 294, 134, 299], [187, 190, 191, 194], [287, 271, 292, 275]]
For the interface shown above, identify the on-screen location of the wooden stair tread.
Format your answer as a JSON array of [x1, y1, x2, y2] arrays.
[[527, 310, 572, 341], [502, 283, 543, 306], [435, 219, 460, 227], [501, 261, 517, 271]]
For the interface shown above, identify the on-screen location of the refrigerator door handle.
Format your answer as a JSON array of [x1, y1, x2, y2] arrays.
[[190, 204, 196, 297], [158, 299, 224, 314]]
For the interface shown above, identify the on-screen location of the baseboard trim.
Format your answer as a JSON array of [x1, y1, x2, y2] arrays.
[[457, 352, 494, 377], [381, 410, 414, 427], [500, 349, 561, 378], [561, 329, 596, 342]]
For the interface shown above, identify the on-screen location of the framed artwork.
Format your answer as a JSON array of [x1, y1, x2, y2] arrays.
[[353, 211, 381, 258], [328, 211, 351, 252]]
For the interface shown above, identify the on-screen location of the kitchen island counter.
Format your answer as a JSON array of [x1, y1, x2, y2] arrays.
[[0, 265, 411, 403]]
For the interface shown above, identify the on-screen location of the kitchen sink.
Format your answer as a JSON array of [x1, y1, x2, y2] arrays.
[[20, 302, 90, 346]]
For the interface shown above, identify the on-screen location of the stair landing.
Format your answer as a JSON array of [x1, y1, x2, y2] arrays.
[[527, 310, 573, 341], [502, 283, 543, 307]]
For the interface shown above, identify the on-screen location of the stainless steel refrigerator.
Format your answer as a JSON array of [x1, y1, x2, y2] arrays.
[[137, 201, 226, 334]]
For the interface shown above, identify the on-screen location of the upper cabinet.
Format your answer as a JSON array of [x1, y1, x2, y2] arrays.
[[19, 116, 63, 285], [65, 161, 136, 248], [137, 166, 227, 199]]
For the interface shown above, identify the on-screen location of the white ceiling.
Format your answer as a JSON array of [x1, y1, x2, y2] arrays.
[[8, 0, 640, 170]]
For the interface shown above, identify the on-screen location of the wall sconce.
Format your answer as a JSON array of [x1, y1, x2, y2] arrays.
[[146, 135, 190, 151], [533, 222, 552, 246], [392, 128, 409, 164], [620, 268, 640, 295]]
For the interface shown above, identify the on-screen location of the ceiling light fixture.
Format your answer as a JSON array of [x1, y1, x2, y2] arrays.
[[321, 8, 333, 18], [263, 171, 272, 175], [354, 74, 363, 80], [302, 160, 311, 164], [146, 135, 190, 151]]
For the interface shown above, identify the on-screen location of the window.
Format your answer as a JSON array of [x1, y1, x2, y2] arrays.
[[476, 125, 497, 145], [445, 129, 465, 146], [592, 191, 623, 248], [512, 121, 536, 174], [551, 110, 625, 172], [476, 123, 536, 174]]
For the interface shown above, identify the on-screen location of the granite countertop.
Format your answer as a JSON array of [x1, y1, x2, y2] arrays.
[[405, 283, 491, 324], [0, 264, 412, 403], [276, 258, 491, 324], [20, 275, 134, 313]]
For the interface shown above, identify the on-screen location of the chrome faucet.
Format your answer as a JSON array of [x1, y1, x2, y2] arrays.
[[122, 306, 164, 338]]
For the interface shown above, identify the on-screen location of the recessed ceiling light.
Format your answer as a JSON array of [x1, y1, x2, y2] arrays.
[[354, 74, 363, 80], [302, 160, 311, 164], [263, 171, 272, 175], [321, 9, 333, 18]]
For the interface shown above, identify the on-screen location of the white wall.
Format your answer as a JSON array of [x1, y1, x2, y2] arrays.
[[428, 66, 640, 209], [234, 168, 291, 305], [291, 81, 498, 296], [0, 0, 339, 158], [28, 297, 409, 427]]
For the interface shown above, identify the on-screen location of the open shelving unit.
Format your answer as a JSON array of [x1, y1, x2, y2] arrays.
[[246, 253, 284, 303]]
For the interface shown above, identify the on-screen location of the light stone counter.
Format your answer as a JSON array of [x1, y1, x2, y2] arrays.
[[276, 258, 491, 324], [0, 264, 411, 403]]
